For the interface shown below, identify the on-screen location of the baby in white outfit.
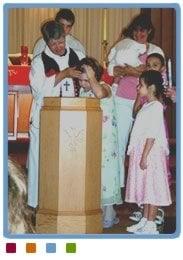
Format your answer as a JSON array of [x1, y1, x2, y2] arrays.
[[108, 38, 146, 76]]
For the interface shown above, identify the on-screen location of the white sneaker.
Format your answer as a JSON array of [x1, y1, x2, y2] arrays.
[[113, 217, 120, 225], [129, 211, 142, 222], [127, 217, 147, 233], [135, 221, 159, 234], [155, 208, 165, 225], [103, 217, 119, 228], [130, 208, 165, 225]]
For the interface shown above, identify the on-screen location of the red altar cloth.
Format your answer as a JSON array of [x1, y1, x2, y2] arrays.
[[8, 65, 30, 85]]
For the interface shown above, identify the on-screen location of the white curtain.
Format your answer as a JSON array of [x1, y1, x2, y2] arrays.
[[8, 8, 140, 62]]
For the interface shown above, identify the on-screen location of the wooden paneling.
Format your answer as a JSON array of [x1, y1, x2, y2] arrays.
[[8, 92, 33, 140], [164, 101, 176, 139], [142, 8, 176, 139], [8, 92, 18, 138], [17, 94, 32, 133], [151, 8, 176, 139], [144, 8, 176, 83]]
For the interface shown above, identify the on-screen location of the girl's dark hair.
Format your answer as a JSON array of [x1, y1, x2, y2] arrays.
[[122, 14, 155, 41], [55, 9, 75, 25], [147, 53, 165, 66], [41, 20, 65, 44], [140, 70, 164, 99], [77, 57, 103, 81]]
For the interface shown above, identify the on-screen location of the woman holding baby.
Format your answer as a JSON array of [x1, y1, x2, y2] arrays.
[[107, 13, 165, 191]]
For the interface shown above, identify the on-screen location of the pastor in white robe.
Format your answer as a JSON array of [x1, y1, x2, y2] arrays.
[[28, 45, 80, 208]]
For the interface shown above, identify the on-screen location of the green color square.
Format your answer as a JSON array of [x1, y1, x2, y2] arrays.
[[66, 243, 76, 253]]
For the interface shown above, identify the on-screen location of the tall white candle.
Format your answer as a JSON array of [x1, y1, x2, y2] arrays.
[[103, 9, 107, 41], [168, 58, 172, 88]]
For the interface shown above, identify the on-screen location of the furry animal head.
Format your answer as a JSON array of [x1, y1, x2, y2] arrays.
[[8, 158, 35, 234]]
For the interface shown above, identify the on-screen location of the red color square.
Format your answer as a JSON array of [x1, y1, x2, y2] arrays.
[[6, 243, 16, 253]]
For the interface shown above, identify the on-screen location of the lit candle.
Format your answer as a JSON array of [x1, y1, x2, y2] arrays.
[[103, 9, 107, 41], [168, 58, 172, 88]]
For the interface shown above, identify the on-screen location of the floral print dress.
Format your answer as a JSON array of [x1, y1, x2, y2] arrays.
[[80, 84, 122, 206]]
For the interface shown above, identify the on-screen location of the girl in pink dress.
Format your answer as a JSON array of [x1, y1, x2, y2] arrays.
[[125, 70, 172, 234], [130, 53, 172, 224]]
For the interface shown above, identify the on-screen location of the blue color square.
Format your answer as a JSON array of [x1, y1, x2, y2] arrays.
[[46, 243, 56, 253]]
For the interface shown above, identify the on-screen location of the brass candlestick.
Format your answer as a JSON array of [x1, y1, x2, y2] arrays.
[[102, 40, 108, 69], [101, 8, 108, 69]]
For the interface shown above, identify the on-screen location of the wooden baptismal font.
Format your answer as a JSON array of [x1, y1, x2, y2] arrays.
[[36, 97, 103, 234]]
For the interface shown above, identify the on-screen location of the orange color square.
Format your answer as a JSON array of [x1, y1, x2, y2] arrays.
[[26, 243, 36, 253]]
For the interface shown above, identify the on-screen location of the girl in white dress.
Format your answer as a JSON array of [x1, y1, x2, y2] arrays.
[[78, 57, 122, 228], [125, 70, 172, 234]]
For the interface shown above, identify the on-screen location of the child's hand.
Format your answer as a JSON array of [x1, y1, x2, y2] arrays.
[[113, 76, 120, 84], [124, 64, 143, 77], [140, 156, 147, 170], [136, 64, 146, 73], [114, 65, 125, 77], [83, 65, 96, 80], [164, 86, 176, 101]]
